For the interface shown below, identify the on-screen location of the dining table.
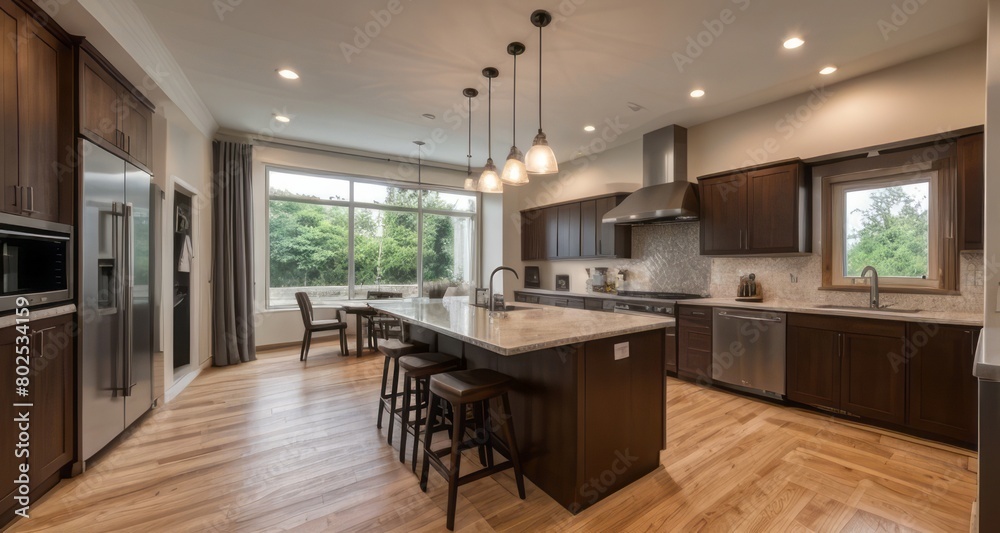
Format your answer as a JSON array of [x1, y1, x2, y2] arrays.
[[340, 303, 381, 357]]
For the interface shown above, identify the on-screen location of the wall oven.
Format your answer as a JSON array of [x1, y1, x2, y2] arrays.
[[0, 213, 73, 312]]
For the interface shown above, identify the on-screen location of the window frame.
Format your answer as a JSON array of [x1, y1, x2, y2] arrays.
[[264, 164, 480, 309], [818, 144, 958, 294]]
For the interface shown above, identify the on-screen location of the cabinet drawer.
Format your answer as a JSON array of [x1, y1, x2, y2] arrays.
[[788, 313, 904, 338], [678, 306, 711, 319]]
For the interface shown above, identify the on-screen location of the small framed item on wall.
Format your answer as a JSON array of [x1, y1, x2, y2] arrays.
[[555, 274, 570, 291], [524, 266, 541, 288]]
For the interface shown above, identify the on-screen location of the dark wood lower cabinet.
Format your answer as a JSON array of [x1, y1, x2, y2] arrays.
[[907, 324, 979, 443], [1, 313, 74, 527], [841, 332, 905, 425], [677, 307, 712, 383], [786, 325, 841, 410]]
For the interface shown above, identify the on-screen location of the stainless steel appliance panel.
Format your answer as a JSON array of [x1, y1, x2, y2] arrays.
[[124, 162, 152, 427], [81, 140, 126, 460], [712, 308, 786, 399]]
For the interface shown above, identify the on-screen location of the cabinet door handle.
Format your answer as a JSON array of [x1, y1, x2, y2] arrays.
[[20, 186, 36, 214], [12, 185, 18, 207], [28, 187, 33, 213]]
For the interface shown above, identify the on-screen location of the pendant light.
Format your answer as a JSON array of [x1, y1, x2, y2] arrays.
[[462, 88, 479, 191], [525, 10, 559, 175], [501, 42, 529, 185], [478, 67, 503, 194]]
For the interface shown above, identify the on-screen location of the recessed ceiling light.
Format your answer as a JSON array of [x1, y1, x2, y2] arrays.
[[422, 113, 436, 120], [274, 114, 291, 123], [583, 125, 596, 132], [277, 69, 299, 80], [783, 37, 804, 49], [819, 66, 838, 75], [690, 89, 705, 98]]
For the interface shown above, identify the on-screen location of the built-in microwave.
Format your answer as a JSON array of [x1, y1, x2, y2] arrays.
[[0, 213, 73, 312]]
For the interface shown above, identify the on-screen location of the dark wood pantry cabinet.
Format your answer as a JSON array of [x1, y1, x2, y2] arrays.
[[520, 193, 631, 260], [698, 161, 809, 255], [0, 0, 74, 225]]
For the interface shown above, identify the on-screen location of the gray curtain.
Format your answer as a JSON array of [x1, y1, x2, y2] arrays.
[[212, 140, 256, 366]]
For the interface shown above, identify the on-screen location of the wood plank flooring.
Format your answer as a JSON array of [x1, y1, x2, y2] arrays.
[[7, 338, 977, 532]]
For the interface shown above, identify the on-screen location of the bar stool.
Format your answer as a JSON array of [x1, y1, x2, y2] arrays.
[[397, 352, 462, 469], [419, 369, 526, 531], [376, 338, 428, 445]]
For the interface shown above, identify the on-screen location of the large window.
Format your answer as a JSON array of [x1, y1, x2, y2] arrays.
[[820, 151, 957, 292], [266, 168, 477, 307]]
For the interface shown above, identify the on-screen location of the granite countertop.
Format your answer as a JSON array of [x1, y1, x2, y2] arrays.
[[369, 297, 673, 356], [515, 288, 699, 305], [678, 298, 983, 327], [0, 303, 76, 329]]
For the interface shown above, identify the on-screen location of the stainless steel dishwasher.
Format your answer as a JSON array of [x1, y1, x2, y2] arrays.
[[712, 308, 786, 400]]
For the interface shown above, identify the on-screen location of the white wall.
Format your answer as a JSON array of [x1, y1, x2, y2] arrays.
[[150, 101, 214, 401], [247, 142, 484, 346]]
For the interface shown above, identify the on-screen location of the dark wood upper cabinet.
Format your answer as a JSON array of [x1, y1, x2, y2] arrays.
[[520, 194, 632, 261], [907, 324, 979, 444], [557, 203, 581, 258], [580, 200, 597, 257], [699, 161, 809, 255], [699, 172, 747, 254], [0, 0, 72, 224], [957, 133, 984, 251], [78, 44, 154, 172], [1, 4, 18, 216]]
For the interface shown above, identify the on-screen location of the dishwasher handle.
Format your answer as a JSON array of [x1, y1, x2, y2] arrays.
[[716, 310, 783, 323]]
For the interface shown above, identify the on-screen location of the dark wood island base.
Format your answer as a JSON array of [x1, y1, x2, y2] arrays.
[[408, 323, 666, 513]]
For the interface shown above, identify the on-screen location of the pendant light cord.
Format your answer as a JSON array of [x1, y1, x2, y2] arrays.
[[488, 76, 493, 159], [512, 52, 517, 146], [467, 96, 472, 176], [537, 25, 543, 130]]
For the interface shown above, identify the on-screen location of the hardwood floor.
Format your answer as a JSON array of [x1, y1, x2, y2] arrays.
[[8, 339, 977, 532]]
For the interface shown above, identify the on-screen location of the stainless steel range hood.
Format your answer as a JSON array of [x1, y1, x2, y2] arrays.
[[602, 125, 700, 225]]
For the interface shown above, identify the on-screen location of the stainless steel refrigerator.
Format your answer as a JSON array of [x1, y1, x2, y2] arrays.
[[79, 139, 153, 463]]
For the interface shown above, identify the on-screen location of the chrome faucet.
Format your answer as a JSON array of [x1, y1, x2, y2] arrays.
[[860, 265, 879, 309], [489, 266, 519, 313]]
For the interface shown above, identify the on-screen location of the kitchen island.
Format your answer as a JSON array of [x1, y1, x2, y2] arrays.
[[369, 297, 671, 513]]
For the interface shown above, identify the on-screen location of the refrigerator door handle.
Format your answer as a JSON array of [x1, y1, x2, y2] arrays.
[[123, 202, 134, 397], [111, 201, 123, 396]]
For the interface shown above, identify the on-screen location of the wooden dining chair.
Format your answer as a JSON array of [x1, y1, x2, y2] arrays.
[[295, 292, 349, 361], [366, 291, 404, 345]]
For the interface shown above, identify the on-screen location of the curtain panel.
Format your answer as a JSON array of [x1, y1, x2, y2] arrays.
[[212, 140, 256, 366]]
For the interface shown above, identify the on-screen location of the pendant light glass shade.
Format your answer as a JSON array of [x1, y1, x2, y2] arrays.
[[525, 131, 558, 174], [478, 158, 502, 193], [501, 147, 529, 185], [526, 10, 558, 175], [479, 67, 503, 194], [463, 177, 477, 191], [501, 42, 529, 186]]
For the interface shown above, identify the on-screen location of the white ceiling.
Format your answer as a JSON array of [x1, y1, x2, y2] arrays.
[[130, 0, 986, 166]]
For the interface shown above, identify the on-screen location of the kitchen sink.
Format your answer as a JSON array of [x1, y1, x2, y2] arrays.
[[813, 304, 922, 314]]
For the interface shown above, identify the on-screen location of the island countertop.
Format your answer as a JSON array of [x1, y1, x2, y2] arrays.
[[369, 297, 673, 356]]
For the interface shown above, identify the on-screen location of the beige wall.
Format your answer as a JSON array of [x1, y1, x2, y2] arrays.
[[986, 4, 1000, 361], [689, 41, 986, 177], [247, 142, 478, 346], [151, 101, 214, 402], [503, 41, 987, 305]]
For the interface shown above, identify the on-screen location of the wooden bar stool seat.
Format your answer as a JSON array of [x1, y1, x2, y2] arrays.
[[376, 339, 428, 446], [397, 353, 461, 468], [419, 369, 526, 531]]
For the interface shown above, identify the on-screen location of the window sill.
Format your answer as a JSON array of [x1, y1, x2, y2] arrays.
[[818, 285, 961, 296]]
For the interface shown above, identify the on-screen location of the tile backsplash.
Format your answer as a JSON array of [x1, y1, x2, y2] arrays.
[[600, 223, 712, 295]]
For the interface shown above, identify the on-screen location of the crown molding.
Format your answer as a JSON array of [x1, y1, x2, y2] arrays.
[[78, 0, 218, 137]]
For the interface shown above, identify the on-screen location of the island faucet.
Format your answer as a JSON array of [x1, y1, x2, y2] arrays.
[[860, 265, 879, 309], [489, 266, 519, 313]]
